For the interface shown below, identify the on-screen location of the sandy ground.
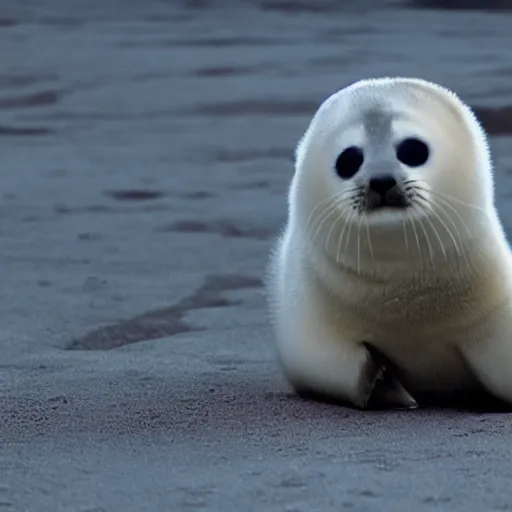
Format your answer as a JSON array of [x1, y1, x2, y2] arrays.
[[2, 1, 512, 511]]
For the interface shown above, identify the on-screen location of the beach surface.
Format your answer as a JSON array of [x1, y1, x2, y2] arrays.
[[2, 1, 512, 510]]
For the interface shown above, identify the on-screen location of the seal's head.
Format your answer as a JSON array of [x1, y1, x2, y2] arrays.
[[292, 77, 496, 267]]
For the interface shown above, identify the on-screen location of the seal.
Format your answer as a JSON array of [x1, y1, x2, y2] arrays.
[[266, 76, 512, 410]]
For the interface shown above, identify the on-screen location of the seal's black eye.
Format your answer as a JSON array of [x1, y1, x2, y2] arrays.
[[396, 138, 429, 167], [335, 146, 364, 180]]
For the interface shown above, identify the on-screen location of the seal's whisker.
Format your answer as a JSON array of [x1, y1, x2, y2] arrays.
[[412, 180, 488, 215], [309, 201, 339, 247], [325, 204, 351, 255], [434, 191, 488, 214], [414, 200, 447, 260], [408, 182, 474, 240], [307, 188, 362, 244], [324, 206, 343, 254], [402, 217, 409, 254], [306, 191, 347, 232], [431, 191, 486, 214], [365, 217, 374, 260], [336, 209, 354, 264], [344, 211, 355, 255], [428, 193, 473, 239], [357, 214, 363, 275], [417, 212, 435, 260], [430, 201, 465, 250], [415, 194, 463, 257], [306, 191, 348, 224], [410, 183, 465, 261], [306, 188, 360, 230], [419, 194, 473, 268], [408, 206, 424, 262], [307, 196, 339, 234], [306, 195, 334, 231], [308, 209, 331, 246], [336, 217, 347, 265]]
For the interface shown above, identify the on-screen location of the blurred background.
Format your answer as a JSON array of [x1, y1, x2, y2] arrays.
[[2, 1, 512, 511]]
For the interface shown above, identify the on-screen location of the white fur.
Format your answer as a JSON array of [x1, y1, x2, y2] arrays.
[[267, 76, 512, 408]]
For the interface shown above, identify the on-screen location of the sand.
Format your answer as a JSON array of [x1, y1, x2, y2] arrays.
[[2, 1, 512, 510]]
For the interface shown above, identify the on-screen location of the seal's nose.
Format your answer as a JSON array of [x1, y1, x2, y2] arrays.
[[368, 175, 397, 197]]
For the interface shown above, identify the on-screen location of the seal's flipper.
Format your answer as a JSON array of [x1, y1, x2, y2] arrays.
[[364, 343, 418, 410], [369, 370, 418, 410]]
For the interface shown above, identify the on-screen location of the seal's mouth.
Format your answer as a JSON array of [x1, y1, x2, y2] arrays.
[[362, 176, 409, 213], [365, 188, 409, 212]]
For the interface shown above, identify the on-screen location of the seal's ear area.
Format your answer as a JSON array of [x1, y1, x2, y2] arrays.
[[395, 77, 491, 160], [396, 77, 467, 118], [293, 97, 331, 167], [293, 98, 325, 165], [397, 77, 484, 132]]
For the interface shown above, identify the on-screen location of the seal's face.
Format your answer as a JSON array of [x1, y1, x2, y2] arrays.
[[333, 136, 429, 216], [295, 77, 493, 265], [323, 94, 444, 229]]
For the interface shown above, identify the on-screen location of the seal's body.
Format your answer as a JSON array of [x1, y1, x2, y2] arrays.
[[267, 77, 512, 409]]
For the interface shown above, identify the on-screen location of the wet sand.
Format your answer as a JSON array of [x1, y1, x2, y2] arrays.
[[2, 1, 512, 510]]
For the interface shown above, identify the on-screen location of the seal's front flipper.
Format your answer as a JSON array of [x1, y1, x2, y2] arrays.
[[364, 343, 418, 410], [369, 370, 418, 410]]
